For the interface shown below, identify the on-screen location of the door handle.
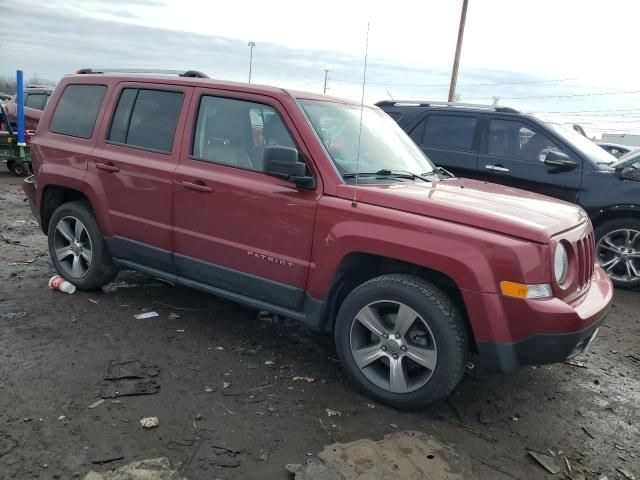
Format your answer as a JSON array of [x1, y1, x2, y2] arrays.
[[485, 164, 510, 172], [95, 162, 120, 173], [180, 180, 213, 193]]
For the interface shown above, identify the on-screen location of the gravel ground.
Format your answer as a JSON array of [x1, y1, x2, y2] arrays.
[[0, 171, 638, 480]]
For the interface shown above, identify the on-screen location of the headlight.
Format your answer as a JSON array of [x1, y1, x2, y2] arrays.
[[554, 243, 568, 285]]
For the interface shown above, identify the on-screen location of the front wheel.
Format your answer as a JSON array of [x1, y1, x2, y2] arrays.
[[11, 161, 28, 177], [334, 274, 468, 410], [595, 218, 640, 289], [47, 201, 119, 290]]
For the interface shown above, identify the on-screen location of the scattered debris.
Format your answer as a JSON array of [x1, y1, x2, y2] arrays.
[[0, 433, 17, 458], [58, 415, 66, 421], [134, 311, 159, 320], [286, 431, 471, 479], [582, 426, 595, 439], [0, 311, 27, 320], [8, 257, 39, 266], [366, 404, 375, 409], [88, 399, 105, 409], [223, 382, 231, 389], [617, 468, 636, 480], [293, 376, 315, 383], [168, 312, 181, 320], [140, 417, 159, 429], [564, 456, 572, 472], [264, 360, 275, 366], [83, 457, 185, 480], [48, 275, 76, 294], [564, 359, 587, 368], [216, 401, 235, 415], [528, 451, 562, 475], [326, 409, 341, 417], [205, 386, 214, 393], [90, 452, 124, 465], [100, 359, 160, 399], [89, 299, 100, 304]]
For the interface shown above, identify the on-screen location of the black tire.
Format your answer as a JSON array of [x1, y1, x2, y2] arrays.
[[47, 201, 119, 290], [595, 217, 640, 289], [6, 160, 15, 172], [11, 161, 28, 177], [334, 274, 468, 410]]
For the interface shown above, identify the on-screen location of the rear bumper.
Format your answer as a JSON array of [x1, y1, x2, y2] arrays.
[[22, 175, 40, 226], [464, 266, 613, 372]]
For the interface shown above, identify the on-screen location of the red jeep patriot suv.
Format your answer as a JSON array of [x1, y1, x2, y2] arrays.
[[23, 69, 613, 409]]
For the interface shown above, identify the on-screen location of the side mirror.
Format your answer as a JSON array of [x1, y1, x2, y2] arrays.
[[543, 150, 577, 170], [264, 146, 316, 189]]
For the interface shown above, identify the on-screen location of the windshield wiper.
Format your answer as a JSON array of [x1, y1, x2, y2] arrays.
[[431, 166, 455, 178], [343, 169, 431, 182]]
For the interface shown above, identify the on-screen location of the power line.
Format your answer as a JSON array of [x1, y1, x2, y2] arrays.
[[468, 89, 640, 101], [329, 76, 575, 88]]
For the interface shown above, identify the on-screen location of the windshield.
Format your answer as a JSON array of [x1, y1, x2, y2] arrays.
[[543, 122, 617, 167], [610, 149, 640, 169], [300, 100, 435, 180]]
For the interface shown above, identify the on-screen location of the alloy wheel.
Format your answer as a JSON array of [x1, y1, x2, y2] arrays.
[[349, 300, 437, 394], [53, 216, 93, 278], [596, 228, 640, 284]]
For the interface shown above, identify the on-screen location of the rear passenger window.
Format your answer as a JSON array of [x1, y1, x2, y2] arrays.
[[422, 115, 477, 151], [25, 94, 45, 110], [108, 88, 183, 153], [50, 85, 107, 139], [192, 96, 295, 172]]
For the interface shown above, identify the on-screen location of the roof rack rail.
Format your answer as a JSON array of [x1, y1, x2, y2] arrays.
[[375, 100, 519, 114], [76, 68, 210, 79], [25, 84, 53, 89]]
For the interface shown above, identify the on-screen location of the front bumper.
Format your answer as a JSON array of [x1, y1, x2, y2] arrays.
[[463, 266, 613, 372]]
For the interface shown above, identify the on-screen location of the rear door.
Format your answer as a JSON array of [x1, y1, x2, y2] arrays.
[[89, 82, 192, 273], [172, 88, 321, 312], [477, 117, 583, 202], [408, 112, 480, 178]]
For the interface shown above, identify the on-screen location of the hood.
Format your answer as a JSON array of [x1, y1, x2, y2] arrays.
[[336, 178, 586, 243]]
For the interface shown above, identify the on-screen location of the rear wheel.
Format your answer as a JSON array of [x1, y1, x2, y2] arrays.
[[595, 218, 640, 289], [334, 274, 468, 410], [47, 201, 119, 290], [6, 160, 15, 173]]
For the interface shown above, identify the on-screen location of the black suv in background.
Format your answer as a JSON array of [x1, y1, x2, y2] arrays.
[[378, 100, 640, 289]]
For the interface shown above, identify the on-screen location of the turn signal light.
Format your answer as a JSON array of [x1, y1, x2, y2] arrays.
[[500, 281, 552, 299]]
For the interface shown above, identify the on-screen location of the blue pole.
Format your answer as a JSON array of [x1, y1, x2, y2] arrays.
[[16, 70, 25, 146]]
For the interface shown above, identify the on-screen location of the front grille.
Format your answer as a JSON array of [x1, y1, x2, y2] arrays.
[[575, 230, 595, 292]]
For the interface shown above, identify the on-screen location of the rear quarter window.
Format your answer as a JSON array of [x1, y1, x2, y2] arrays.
[[50, 85, 107, 139], [422, 114, 477, 151]]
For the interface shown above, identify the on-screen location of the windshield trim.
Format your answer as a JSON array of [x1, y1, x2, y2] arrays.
[[289, 92, 345, 183]]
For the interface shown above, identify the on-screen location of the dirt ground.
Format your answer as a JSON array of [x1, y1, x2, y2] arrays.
[[0, 171, 638, 480]]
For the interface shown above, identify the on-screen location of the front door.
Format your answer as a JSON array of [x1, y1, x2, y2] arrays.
[[477, 118, 583, 202], [172, 89, 321, 312]]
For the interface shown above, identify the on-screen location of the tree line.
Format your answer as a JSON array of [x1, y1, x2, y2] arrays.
[[0, 75, 57, 95]]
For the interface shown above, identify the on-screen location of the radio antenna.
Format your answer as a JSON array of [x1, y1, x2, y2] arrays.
[[352, 22, 370, 208]]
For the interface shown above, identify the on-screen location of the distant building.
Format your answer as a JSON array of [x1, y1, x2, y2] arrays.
[[601, 133, 640, 147]]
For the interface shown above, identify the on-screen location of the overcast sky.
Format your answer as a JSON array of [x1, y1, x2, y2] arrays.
[[2, 0, 640, 136]]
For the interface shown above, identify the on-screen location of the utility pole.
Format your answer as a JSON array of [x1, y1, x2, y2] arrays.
[[448, 0, 469, 102], [323, 69, 329, 94], [248, 41, 256, 83]]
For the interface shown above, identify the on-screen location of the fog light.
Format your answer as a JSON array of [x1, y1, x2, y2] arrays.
[[500, 281, 552, 299]]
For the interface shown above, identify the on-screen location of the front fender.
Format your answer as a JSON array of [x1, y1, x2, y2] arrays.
[[306, 197, 549, 300]]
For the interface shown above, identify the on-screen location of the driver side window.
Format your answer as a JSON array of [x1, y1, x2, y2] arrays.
[[192, 96, 296, 172], [488, 120, 561, 162]]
